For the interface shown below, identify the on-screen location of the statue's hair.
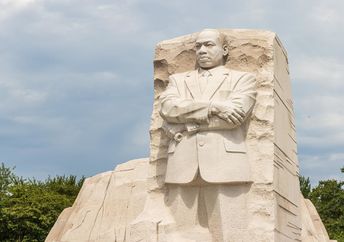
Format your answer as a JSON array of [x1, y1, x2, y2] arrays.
[[198, 28, 228, 47]]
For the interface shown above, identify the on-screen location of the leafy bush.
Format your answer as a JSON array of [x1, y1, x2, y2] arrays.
[[310, 179, 344, 242], [0, 163, 84, 242], [300, 168, 344, 242]]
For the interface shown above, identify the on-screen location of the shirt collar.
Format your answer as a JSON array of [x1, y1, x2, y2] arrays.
[[198, 65, 225, 77]]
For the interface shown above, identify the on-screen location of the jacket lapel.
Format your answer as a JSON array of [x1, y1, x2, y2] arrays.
[[202, 67, 230, 100], [184, 70, 202, 99]]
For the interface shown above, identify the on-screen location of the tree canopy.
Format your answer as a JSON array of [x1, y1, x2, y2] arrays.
[[300, 167, 344, 242], [0, 163, 84, 242]]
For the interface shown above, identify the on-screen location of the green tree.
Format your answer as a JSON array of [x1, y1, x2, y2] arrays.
[[309, 176, 344, 242], [0, 163, 84, 242], [0, 163, 16, 198], [299, 175, 312, 198], [44, 175, 85, 197]]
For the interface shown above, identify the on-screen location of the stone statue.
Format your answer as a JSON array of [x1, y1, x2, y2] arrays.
[[160, 29, 256, 184], [158, 29, 257, 241], [46, 29, 336, 242]]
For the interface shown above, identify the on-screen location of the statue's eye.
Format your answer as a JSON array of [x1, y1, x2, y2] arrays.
[[195, 44, 201, 49]]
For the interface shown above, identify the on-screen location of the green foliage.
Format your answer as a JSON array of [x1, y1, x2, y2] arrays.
[[45, 175, 85, 197], [301, 168, 344, 242], [0, 162, 84, 242], [0, 163, 16, 198], [299, 176, 311, 199], [310, 178, 344, 242]]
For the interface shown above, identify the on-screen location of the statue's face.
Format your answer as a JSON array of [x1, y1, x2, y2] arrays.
[[195, 30, 227, 69]]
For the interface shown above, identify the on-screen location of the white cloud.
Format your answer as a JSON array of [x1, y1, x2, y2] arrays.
[[0, 78, 48, 113], [0, 0, 36, 22], [293, 56, 344, 89], [10, 88, 47, 103], [296, 95, 344, 139], [291, 55, 344, 164], [300, 153, 343, 185], [298, 132, 344, 150], [308, 0, 344, 27]]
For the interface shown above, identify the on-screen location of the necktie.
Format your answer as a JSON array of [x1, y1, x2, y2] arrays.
[[199, 71, 210, 93]]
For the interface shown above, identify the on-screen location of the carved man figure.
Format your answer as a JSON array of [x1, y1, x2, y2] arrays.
[[160, 29, 256, 184], [159, 29, 257, 241]]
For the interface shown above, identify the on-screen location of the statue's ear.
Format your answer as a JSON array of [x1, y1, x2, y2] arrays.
[[223, 44, 229, 56]]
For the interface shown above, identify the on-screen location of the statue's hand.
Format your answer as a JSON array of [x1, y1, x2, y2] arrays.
[[210, 102, 245, 125], [162, 122, 186, 139]]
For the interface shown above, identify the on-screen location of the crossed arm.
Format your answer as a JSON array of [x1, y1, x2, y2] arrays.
[[159, 72, 257, 134]]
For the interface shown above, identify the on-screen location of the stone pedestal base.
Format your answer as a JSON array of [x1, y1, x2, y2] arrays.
[[46, 158, 334, 242]]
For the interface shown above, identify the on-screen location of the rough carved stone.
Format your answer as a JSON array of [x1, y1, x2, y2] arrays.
[[46, 159, 333, 242], [46, 29, 336, 242]]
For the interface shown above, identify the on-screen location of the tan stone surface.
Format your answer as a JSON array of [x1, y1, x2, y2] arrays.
[[300, 198, 331, 242], [47, 158, 333, 242], [47, 29, 334, 242], [148, 29, 300, 241], [46, 158, 149, 242]]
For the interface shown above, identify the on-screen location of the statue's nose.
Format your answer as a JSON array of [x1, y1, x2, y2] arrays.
[[199, 45, 207, 53]]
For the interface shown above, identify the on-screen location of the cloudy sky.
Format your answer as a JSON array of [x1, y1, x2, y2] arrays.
[[0, 0, 343, 185]]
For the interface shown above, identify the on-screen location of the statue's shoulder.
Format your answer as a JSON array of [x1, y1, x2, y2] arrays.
[[229, 68, 255, 79]]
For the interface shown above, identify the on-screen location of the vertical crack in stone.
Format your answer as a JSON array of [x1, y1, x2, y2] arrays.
[[88, 173, 113, 241], [156, 220, 161, 242], [123, 184, 134, 241]]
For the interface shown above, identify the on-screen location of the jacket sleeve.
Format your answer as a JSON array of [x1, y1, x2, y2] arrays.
[[199, 72, 257, 131], [159, 75, 210, 124]]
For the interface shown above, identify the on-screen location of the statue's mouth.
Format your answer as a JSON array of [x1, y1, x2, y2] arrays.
[[199, 57, 210, 61]]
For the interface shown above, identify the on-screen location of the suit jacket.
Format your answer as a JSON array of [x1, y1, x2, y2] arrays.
[[160, 66, 257, 184]]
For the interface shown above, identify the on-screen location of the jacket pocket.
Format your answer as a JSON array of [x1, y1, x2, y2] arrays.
[[223, 138, 246, 153], [167, 141, 176, 154]]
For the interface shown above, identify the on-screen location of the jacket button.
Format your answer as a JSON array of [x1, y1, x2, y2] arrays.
[[199, 140, 205, 146]]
